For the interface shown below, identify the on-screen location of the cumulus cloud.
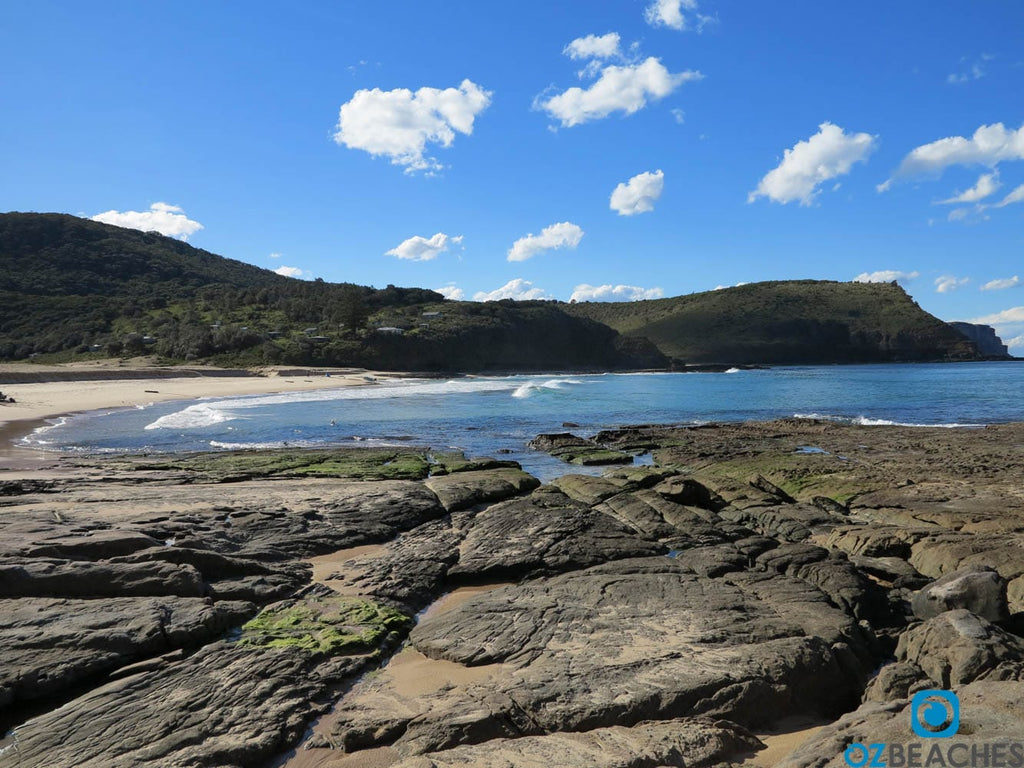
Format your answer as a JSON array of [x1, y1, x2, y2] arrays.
[[564, 33, 621, 60], [748, 123, 876, 206], [971, 306, 1024, 325], [333, 79, 492, 173], [385, 232, 462, 261], [538, 57, 701, 128], [1005, 334, 1024, 352], [274, 266, 304, 278], [610, 170, 665, 215], [570, 284, 664, 302], [507, 222, 584, 262], [981, 276, 1020, 291], [935, 275, 969, 293], [91, 202, 203, 240], [473, 278, 551, 302], [434, 284, 464, 301], [883, 122, 1024, 184], [969, 307, 1024, 353], [853, 270, 920, 284], [937, 172, 1001, 204], [644, 0, 704, 31]]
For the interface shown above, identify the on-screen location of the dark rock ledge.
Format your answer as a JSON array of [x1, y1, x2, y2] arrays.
[[0, 424, 1022, 767]]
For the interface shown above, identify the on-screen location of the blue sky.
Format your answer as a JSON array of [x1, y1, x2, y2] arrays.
[[3, 1, 1023, 351]]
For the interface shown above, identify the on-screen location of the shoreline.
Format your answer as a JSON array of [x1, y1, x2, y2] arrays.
[[0, 363, 404, 463]]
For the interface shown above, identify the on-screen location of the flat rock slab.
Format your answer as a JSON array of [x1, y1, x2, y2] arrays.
[[0, 643, 366, 768], [424, 468, 540, 512], [448, 492, 664, 580], [331, 556, 873, 756], [388, 716, 764, 768], [0, 596, 254, 710]]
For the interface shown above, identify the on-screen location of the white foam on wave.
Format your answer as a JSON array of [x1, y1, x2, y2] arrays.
[[794, 413, 984, 429], [512, 378, 585, 399], [725, 367, 741, 374], [145, 402, 235, 430], [17, 416, 70, 447]]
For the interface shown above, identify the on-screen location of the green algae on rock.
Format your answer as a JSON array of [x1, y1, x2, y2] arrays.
[[238, 592, 411, 656]]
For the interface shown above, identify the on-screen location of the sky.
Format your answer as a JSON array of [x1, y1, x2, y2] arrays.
[[2, 1, 1023, 352]]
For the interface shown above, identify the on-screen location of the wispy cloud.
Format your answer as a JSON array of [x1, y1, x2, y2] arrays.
[[333, 80, 492, 174], [610, 170, 665, 215], [385, 232, 462, 261], [749, 123, 876, 206], [935, 275, 969, 293], [981, 276, 1020, 291], [507, 222, 583, 262], [936, 172, 1000, 204], [91, 202, 203, 240]]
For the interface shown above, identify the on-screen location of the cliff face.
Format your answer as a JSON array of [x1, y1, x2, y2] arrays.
[[948, 322, 1010, 358], [567, 280, 982, 365]]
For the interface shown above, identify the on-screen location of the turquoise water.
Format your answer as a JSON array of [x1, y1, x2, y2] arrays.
[[22, 362, 1024, 480]]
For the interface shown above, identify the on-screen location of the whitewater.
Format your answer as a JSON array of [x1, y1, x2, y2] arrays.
[[22, 362, 1024, 481]]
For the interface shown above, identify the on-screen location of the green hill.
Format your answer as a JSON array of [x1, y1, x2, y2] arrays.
[[565, 280, 980, 364], [0, 213, 659, 370], [0, 213, 986, 369]]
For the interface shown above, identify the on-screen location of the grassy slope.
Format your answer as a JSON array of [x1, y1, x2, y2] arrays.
[[566, 280, 979, 364]]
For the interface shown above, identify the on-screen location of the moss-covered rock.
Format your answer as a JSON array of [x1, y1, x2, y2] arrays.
[[238, 592, 411, 656]]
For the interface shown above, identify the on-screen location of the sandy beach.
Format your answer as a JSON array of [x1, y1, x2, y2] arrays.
[[0, 360, 397, 460]]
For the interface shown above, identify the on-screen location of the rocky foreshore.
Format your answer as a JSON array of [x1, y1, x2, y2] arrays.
[[1, 420, 1023, 767]]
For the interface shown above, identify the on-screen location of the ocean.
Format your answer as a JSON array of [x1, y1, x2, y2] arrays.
[[21, 362, 1024, 481]]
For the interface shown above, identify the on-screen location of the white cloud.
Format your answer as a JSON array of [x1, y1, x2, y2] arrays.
[[969, 307, 1024, 353], [507, 222, 584, 262], [714, 282, 749, 290], [333, 79, 492, 173], [971, 306, 1024, 325], [993, 184, 1024, 208], [937, 172, 1001, 204], [473, 278, 551, 302], [570, 284, 664, 302], [385, 232, 462, 261], [748, 122, 876, 206], [91, 202, 203, 240], [538, 57, 702, 128], [644, 0, 699, 31], [935, 275, 969, 293], [884, 122, 1024, 183], [564, 33, 621, 61], [947, 63, 985, 84], [981, 276, 1020, 291], [853, 270, 920, 284], [671, 108, 685, 124], [610, 169, 665, 215], [269, 252, 282, 259], [434, 284, 464, 301], [274, 265, 304, 277]]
